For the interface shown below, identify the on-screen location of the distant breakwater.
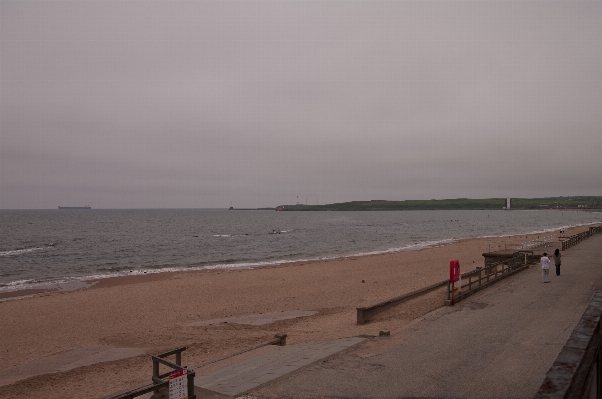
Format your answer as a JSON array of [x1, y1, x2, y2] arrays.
[[229, 208, 274, 211]]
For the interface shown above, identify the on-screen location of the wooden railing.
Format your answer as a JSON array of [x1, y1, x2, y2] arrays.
[[562, 226, 602, 251], [506, 235, 556, 251], [357, 250, 538, 323], [357, 225, 602, 324], [103, 347, 196, 399], [446, 251, 532, 305], [103, 335, 287, 399]]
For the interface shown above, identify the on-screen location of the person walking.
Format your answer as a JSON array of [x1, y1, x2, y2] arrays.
[[541, 252, 551, 283], [553, 248, 562, 276]]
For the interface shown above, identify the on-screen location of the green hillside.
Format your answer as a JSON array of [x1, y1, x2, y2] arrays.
[[510, 196, 602, 209], [276, 196, 602, 211]]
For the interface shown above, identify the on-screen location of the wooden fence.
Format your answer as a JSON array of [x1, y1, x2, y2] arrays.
[[103, 347, 196, 399], [562, 226, 602, 251], [446, 251, 532, 305], [103, 334, 287, 399], [357, 251, 535, 323], [506, 235, 556, 251]]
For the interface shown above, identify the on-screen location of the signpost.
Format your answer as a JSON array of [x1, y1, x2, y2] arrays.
[[449, 260, 460, 305], [169, 368, 188, 399]]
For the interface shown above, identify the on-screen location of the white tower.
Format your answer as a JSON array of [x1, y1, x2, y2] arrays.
[[506, 198, 511, 209]]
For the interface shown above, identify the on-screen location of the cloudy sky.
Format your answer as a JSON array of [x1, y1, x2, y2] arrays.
[[1, 1, 601, 209]]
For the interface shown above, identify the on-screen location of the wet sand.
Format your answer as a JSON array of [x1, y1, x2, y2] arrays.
[[0, 224, 597, 399]]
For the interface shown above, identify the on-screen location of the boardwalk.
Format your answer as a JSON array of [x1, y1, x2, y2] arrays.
[[236, 233, 602, 399]]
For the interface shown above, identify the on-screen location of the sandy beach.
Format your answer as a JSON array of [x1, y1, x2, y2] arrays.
[[0, 224, 597, 399]]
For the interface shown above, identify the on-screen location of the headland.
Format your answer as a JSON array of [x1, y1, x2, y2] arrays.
[[275, 196, 602, 211]]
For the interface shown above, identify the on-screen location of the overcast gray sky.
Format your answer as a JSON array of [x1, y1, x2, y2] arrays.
[[1, 1, 601, 209]]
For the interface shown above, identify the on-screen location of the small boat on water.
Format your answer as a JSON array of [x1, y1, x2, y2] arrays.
[[58, 206, 91, 210]]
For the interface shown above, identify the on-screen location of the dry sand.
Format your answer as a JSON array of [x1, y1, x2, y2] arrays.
[[0, 224, 596, 399]]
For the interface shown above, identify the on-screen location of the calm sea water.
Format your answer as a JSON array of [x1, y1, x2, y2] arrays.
[[1, 209, 600, 292]]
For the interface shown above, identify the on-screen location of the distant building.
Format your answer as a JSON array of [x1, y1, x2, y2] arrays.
[[507, 198, 511, 209]]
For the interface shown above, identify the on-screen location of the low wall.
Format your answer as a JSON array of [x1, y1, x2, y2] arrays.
[[356, 280, 447, 325], [534, 288, 602, 399]]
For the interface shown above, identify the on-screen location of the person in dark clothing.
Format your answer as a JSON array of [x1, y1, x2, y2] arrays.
[[553, 248, 562, 276]]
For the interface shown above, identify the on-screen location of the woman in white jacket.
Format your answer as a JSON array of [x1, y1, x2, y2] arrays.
[[541, 252, 551, 283]]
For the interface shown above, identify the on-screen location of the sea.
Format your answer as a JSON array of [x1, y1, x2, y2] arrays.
[[1, 209, 601, 294]]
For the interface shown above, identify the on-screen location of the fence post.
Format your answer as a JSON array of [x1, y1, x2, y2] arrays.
[[187, 370, 196, 399], [275, 333, 287, 346], [152, 358, 159, 382], [152, 358, 160, 392]]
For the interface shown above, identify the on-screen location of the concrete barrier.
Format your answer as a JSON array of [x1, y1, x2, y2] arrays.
[[356, 280, 447, 325], [535, 288, 602, 399]]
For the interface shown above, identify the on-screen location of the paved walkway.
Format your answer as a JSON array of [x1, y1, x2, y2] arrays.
[[194, 337, 366, 397], [238, 233, 602, 399], [189, 311, 318, 327]]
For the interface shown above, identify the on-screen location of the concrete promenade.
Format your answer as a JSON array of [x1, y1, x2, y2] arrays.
[[241, 233, 602, 399], [194, 337, 366, 397]]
